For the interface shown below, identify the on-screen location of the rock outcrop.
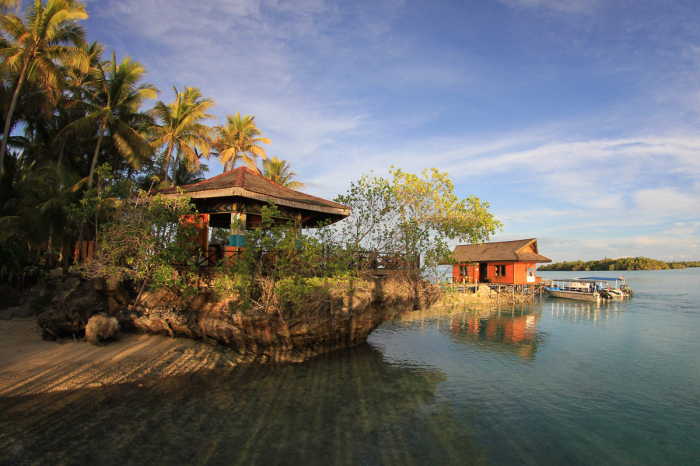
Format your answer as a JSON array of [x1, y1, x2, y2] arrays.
[[85, 314, 120, 345], [36, 275, 434, 363]]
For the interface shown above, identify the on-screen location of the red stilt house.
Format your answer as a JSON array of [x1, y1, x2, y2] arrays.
[[452, 238, 551, 285]]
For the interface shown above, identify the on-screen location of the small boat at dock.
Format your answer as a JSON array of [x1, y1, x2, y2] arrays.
[[544, 277, 634, 302]]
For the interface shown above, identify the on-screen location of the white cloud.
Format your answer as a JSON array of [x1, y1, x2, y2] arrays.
[[633, 188, 700, 215], [83, 0, 700, 262], [500, 0, 601, 14]]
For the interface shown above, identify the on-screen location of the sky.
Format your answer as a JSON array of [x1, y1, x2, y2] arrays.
[[80, 0, 700, 262]]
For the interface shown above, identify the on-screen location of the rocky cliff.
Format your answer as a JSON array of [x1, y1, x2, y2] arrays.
[[36, 275, 430, 363]]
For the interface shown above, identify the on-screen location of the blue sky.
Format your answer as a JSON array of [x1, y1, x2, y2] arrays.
[[82, 0, 699, 262]]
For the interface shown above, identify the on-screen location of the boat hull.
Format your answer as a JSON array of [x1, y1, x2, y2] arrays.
[[545, 289, 600, 301]]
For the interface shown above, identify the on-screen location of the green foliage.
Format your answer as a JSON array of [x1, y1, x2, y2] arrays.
[[0, 1, 501, 316], [0, 4, 222, 275], [335, 168, 501, 283], [334, 173, 395, 272], [0, 235, 48, 290], [212, 112, 270, 172], [0, 0, 89, 175], [214, 202, 354, 314], [75, 190, 201, 302], [261, 156, 305, 190], [211, 227, 231, 245], [538, 256, 699, 271], [150, 85, 216, 182], [63, 164, 132, 237]]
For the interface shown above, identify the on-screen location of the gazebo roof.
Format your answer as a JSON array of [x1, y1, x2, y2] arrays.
[[157, 167, 350, 217], [453, 239, 552, 263]]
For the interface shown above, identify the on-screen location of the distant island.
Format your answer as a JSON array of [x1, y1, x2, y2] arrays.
[[538, 257, 700, 271]]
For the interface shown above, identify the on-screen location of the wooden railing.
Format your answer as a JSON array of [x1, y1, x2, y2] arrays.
[[353, 252, 420, 276], [181, 245, 244, 269], [182, 246, 418, 277]]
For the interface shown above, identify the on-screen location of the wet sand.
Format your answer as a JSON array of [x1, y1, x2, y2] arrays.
[[0, 318, 236, 397]]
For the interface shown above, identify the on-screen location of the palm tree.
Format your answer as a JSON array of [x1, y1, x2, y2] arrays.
[[0, 0, 21, 15], [59, 51, 158, 185], [0, 0, 88, 175], [54, 40, 104, 171], [261, 156, 305, 190], [150, 85, 215, 182], [212, 111, 270, 173], [172, 158, 207, 187]]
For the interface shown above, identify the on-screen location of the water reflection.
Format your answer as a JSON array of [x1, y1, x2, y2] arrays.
[[396, 306, 547, 363], [548, 299, 625, 324], [0, 345, 487, 466]]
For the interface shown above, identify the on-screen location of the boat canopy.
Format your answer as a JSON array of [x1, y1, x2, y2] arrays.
[[573, 277, 622, 282]]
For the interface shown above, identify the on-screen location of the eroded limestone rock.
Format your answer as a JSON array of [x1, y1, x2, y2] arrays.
[[37, 276, 433, 363], [85, 314, 120, 345]]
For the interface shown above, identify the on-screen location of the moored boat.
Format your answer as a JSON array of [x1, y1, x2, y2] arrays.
[[545, 277, 633, 302]]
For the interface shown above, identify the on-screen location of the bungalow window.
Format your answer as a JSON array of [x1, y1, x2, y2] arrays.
[[459, 265, 467, 276], [494, 265, 506, 277]]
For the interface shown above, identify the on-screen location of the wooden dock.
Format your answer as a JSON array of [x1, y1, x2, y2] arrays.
[[441, 280, 551, 304]]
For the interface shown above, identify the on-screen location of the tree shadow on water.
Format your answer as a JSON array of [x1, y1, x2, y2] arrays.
[[0, 344, 487, 466]]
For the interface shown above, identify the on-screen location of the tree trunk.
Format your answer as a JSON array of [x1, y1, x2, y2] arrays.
[[132, 275, 151, 311], [88, 121, 107, 186], [56, 138, 67, 174], [162, 139, 174, 183], [0, 57, 31, 176], [62, 239, 70, 274], [172, 147, 181, 181], [47, 225, 54, 269]]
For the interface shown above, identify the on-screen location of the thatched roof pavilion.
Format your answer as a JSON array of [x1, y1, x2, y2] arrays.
[[156, 167, 350, 251]]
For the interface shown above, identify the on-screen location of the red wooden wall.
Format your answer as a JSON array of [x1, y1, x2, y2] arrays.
[[452, 261, 540, 284]]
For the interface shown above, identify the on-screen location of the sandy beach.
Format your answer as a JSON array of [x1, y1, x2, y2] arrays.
[[0, 318, 239, 397]]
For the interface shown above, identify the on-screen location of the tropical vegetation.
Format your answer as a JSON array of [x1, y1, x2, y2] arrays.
[[212, 111, 270, 173], [539, 257, 700, 271], [0, 2, 500, 315], [261, 156, 305, 190], [0, 0, 296, 288]]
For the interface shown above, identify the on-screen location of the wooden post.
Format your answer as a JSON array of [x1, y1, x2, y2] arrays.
[[235, 210, 247, 235], [198, 214, 209, 252], [229, 206, 247, 247]]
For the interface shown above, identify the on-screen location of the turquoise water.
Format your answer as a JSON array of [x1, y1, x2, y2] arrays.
[[1, 269, 699, 465]]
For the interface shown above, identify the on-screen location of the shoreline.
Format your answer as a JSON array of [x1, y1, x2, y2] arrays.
[[0, 317, 243, 397], [0, 294, 500, 398]]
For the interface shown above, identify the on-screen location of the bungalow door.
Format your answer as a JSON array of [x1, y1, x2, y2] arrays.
[[479, 263, 488, 282]]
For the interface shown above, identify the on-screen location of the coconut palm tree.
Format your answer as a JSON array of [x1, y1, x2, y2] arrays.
[[0, 0, 21, 15], [172, 158, 207, 187], [0, 0, 88, 176], [261, 156, 305, 190], [58, 51, 158, 185], [150, 85, 215, 182], [212, 111, 270, 173], [53, 40, 104, 171]]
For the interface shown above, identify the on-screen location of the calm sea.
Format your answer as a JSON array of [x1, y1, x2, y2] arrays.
[[1, 269, 699, 465]]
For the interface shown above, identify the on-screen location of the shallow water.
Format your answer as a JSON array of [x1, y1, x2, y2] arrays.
[[1, 269, 699, 465]]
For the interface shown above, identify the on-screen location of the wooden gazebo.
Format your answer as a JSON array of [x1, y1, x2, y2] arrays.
[[157, 167, 350, 264]]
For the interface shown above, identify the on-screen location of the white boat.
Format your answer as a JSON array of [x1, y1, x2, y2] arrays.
[[544, 277, 633, 302]]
